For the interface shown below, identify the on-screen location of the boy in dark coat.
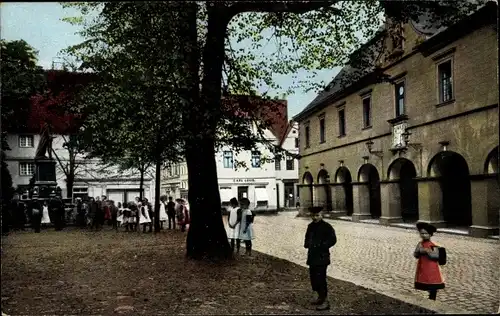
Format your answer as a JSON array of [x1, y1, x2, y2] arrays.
[[304, 207, 337, 311]]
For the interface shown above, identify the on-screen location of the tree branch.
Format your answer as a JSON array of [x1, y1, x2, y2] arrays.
[[228, 1, 339, 15]]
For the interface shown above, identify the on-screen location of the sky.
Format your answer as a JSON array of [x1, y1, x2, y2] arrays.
[[1, 2, 339, 118]]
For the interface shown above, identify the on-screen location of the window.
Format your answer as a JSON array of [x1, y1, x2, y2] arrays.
[[223, 150, 233, 168], [19, 162, 35, 176], [19, 135, 34, 148], [395, 80, 405, 116], [275, 155, 281, 171], [251, 151, 261, 168], [294, 137, 299, 148], [73, 187, 89, 199], [286, 155, 294, 170], [338, 109, 346, 136], [362, 97, 372, 128], [438, 60, 453, 103], [305, 125, 310, 147], [319, 117, 326, 143]]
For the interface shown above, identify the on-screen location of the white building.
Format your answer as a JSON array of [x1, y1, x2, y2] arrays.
[[162, 98, 299, 211], [4, 133, 155, 204]]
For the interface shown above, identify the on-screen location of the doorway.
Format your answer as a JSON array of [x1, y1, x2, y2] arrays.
[[429, 151, 472, 227], [284, 183, 295, 207], [237, 186, 248, 201], [335, 167, 354, 216], [358, 164, 381, 219]]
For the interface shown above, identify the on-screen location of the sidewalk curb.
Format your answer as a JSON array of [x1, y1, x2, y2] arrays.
[[295, 213, 499, 241]]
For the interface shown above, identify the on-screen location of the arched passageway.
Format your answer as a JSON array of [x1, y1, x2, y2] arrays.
[[428, 151, 472, 227], [300, 172, 314, 208], [317, 169, 332, 211], [358, 164, 381, 219], [388, 158, 419, 222], [484, 146, 499, 174], [335, 167, 354, 216]]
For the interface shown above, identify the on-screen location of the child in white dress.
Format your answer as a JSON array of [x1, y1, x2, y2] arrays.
[[226, 198, 241, 254], [117, 202, 124, 228], [41, 200, 51, 227], [238, 198, 255, 256], [159, 196, 168, 230]]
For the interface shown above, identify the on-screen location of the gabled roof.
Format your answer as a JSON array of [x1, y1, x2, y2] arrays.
[[293, 1, 495, 122], [222, 95, 289, 141]]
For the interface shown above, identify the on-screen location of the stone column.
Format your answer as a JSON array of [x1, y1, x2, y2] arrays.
[[314, 185, 327, 209], [330, 184, 346, 216], [298, 185, 313, 216], [469, 176, 500, 237], [352, 183, 371, 221], [380, 181, 403, 225], [417, 178, 445, 227]]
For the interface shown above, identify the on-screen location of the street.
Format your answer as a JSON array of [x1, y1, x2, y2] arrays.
[[252, 212, 499, 314]]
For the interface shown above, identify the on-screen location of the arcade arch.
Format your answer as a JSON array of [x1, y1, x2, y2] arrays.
[[334, 167, 354, 216], [484, 146, 499, 174], [317, 169, 332, 211], [387, 158, 419, 222], [300, 172, 314, 208], [358, 163, 382, 219], [428, 151, 472, 227]]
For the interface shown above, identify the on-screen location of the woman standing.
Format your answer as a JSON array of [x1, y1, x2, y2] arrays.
[[116, 202, 124, 230], [414, 222, 445, 300], [177, 199, 190, 232]]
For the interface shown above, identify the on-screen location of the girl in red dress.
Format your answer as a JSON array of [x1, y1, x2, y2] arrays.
[[414, 222, 445, 300]]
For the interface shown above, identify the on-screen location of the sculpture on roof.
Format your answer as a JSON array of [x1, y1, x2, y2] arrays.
[[389, 21, 405, 52], [35, 123, 54, 160]]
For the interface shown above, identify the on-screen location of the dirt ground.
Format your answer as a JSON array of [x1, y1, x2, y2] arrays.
[[1, 226, 433, 315]]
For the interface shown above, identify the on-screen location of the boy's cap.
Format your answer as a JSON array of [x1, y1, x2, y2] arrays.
[[309, 206, 323, 214]]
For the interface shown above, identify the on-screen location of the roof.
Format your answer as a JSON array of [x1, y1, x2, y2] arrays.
[[293, 1, 495, 122], [222, 95, 289, 141], [293, 32, 385, 121], [7, 70, 93, 134]]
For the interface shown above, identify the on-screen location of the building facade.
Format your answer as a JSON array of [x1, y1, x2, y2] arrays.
[[161, 103, 300, 211], [293, 2, 499, 237], [4, 133, 155, 204]]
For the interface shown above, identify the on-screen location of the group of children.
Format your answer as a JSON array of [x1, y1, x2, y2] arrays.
[[225, 197, 255, 256], [116, 196, 190, 233]]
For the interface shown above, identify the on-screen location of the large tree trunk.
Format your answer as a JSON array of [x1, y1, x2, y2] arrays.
[[154, 159, 161, 232], [182, 3, 232, 260]]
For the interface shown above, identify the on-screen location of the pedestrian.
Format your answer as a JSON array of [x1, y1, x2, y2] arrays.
[[29, 196, 42, 233], [159, 196, 168, 230], [144, 198, 154, 233], [226, 197, 242, 254], [110, 200, 118, 231], [50, 196, 65, 231], [414, 222, 445, 301], [138, 202, 151, 233], [41, 200, 51, 228], [177, 199, 190, 232], [166, 197, 176, 230], [238, 198, 254, 256], [91, 197, 102, 231], [127, 202, 137, 232], [117, 202, 124, 229], [304, 207, 337, 311]]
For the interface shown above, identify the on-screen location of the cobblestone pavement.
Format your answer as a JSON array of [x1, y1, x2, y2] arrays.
[[251, 212, 500, 314]]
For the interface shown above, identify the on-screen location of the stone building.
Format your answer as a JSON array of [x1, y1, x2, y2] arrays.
[[293, 2, 499, 237]]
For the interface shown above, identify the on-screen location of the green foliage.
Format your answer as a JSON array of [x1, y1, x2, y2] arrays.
[[60, 2, 185, 172], [1, 39, 46, 136]]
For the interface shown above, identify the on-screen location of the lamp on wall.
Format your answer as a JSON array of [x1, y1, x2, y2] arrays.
[[339, 160, 344, 167], [365, 138, 384, 158], [439, 140, 450, 151]]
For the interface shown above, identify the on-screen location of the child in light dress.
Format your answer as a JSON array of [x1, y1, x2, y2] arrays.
[[238, 198, 255, 256], [226, 198, 241, 254]]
